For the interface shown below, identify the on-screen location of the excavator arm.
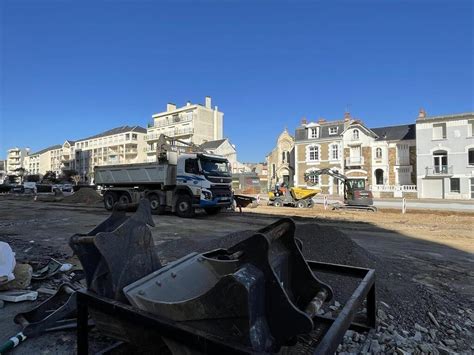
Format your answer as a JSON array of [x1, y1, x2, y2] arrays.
[[304, 168, 348, 185]]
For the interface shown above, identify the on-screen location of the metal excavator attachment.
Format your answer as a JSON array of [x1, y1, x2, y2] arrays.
[[123, 218, 333, 353], [69, 199, 161, 303]]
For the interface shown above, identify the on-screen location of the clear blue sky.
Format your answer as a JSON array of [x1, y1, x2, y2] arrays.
[[1, 0, 472, 161]]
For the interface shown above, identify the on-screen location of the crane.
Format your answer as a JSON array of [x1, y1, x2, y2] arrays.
[[304, 168, 377, 212]]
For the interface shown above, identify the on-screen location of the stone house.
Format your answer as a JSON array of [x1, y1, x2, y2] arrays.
[[266, 129, 295, 189], [294, 117, 345, 194]]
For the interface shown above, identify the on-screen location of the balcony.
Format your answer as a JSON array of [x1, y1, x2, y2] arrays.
[[148, 113, 195, 129], [425, 166, 453, 176], [146, 128, 194, 141], [345, 156, 364, 167]]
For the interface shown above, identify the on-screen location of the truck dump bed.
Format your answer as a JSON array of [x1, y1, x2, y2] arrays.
[[94, 163, 176, 186]]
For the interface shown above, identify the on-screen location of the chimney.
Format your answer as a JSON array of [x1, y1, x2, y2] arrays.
[[344, 111, 351, 121], [301, 117, 307, 126], [318, 117, 327, 124], [205, 96, 212, 109], [418, 108, 426, 119], [167, 103, 177, 112]]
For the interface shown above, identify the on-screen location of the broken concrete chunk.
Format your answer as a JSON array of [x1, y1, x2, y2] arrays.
[[0, 263, 33, 291], [0, 290, 38, 302]]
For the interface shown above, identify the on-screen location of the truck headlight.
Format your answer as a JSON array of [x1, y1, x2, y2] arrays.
[[202, 191, 212, 200]]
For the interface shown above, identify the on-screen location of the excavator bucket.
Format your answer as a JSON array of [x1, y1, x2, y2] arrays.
[[124, 218, 333, 353]]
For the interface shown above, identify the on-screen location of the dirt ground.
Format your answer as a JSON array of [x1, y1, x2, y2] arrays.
[[0, 197, 472, 354]]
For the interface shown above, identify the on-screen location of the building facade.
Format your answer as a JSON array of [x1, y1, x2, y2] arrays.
[[145, 97, 223, 162], [294, 117, 345, 194], [0, 160, 6, 184], [6, 147, 30, 175], [74, 126, 147, 182], [266, 129, 295, 189], [26, 144, 63, 176], [416, 111, 474, 199]]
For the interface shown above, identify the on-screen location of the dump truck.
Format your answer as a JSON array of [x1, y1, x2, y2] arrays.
[[94, 135, 233, 217], [268, 185, 320, 208]]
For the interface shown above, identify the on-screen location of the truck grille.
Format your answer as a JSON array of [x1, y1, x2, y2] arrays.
[[210, 186, 232, 198]]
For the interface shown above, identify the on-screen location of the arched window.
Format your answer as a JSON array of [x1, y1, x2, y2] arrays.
[[375, 169, 384, 185], [353, 129, 359, 140], [376, 148, 382, 159], [308, 146, 319, 161]]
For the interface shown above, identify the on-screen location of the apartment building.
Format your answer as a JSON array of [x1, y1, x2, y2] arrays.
[[6, 147, 30, 175], [145, 96, 223, 162], [26, 144, 63, 176], [294, 117, 345, 194], [0, 160, 6, 184], [74, 125, 147, 182], [266, 128, 295, 189], [416, 110, 474, 199]]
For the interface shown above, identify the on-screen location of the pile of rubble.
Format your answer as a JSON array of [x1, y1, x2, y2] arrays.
[[336, 301, 473, 354]]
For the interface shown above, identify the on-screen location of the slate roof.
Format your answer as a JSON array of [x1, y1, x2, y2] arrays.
[[372, 124, 416, 141], [199, 139, 227, 150], [30, 144, 62, 156], [77, 125, 146, 142], [295, 121, 345, 141]]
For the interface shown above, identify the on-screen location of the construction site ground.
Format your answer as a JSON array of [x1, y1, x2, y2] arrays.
[[0, 197, 473, 354]]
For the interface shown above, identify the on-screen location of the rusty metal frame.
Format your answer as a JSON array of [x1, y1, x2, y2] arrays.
[[76, 261, 375, 355]]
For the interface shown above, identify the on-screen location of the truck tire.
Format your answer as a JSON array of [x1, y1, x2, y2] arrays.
[[296, 200, 307, 208], [204, 207, 221, 215], [175, 195, 195, 218], [273, 198, 283, 207], [104, 191, 118, 211], [118, 193, 131, 205], [148, 194, 164, 215]]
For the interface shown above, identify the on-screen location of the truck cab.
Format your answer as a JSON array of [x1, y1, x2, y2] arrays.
[[175, 153, 233, 215]]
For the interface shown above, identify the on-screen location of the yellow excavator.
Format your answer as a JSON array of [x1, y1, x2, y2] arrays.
[[268, 184, 321, 208]]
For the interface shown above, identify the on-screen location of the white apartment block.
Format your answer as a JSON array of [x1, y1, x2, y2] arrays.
[[416, 111, 474, 199], [6, 147, 30, 175], [145, 96, 223, 162], [26, 144, 63, 176], [74, 125, 147, 182]]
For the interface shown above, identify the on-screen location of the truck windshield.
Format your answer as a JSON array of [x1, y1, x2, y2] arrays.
[[200, 158, 231, 176]]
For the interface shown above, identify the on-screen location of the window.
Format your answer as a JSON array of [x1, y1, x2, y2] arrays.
[[306, 171, 319, 185], [433, 123, 447, 140], [352, 129, 359, 140], [469, 120, 474, 137], [272, 164, 276, 178], [308, 127, 319, 139], [331, 144, 339, 160], [329, 127, 338, 135], [185, 159, 199, 174], [125, 134, 130, 140], [375, 147, 382, 159], [308, 146, 319, 161], [450, 178, 460, 193], [469, 149, 474, 165], [132, 134, 137, 140]]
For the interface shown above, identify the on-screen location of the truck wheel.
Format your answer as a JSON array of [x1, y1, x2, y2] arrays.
[[273, 198, 283, 207], [104, 191, 118, 211], [148, 194, 164, 215], [204, 207, 221, 215], [176, 195, 195, 218], [296, 200, 307, 208], [118, 193, 131, 205]]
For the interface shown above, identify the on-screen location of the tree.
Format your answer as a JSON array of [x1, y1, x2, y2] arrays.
[[42, 171, 58, 184], [24, 174, 41, 182], [71, 175, 81, 186]]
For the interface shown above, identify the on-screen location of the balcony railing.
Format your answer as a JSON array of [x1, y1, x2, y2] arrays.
[[371, 185, 417, 192], [148, 113, 195, 129], [146, 128, 194, 141], [425, 165, 453, 176], [345, 157, 364, 166]]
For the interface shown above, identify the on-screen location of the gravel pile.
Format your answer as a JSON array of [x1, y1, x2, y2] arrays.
[[61, 188, 103, 204]]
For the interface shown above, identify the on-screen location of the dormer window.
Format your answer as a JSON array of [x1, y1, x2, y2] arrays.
[[308, 127, 319, 139], [329, 127, 338, 135], [352, 129, 359, 140]]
